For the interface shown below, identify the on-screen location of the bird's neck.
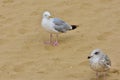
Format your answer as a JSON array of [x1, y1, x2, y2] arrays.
[[91, 57, 100, 63]]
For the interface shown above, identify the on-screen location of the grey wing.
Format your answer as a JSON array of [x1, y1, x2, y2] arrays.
[[100, 54, 111, 67], [104, 55, 111, 66], [52, 18, 72, 33]]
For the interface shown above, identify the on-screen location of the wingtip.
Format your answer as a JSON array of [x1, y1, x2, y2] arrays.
[[71, 25, 79, 30]]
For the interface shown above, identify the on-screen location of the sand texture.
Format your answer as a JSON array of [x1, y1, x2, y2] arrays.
[[0, 0, 120, 80]]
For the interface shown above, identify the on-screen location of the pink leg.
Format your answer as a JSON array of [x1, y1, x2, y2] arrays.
[[50, 33, 53, 43], [44, 33, 53, 45], [96, 72, 99, 80], [103, 72, 106, 80], [53, 34, 59, 46]]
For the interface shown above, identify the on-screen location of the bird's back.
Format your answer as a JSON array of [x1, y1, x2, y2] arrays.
[[51, 18, 72, 33]]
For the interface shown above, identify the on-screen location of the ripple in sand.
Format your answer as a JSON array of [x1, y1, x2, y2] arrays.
[[2, 0, 14, 3]]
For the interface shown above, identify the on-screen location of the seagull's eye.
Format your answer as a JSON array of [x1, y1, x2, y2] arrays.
[[94, 52, 99, 55]]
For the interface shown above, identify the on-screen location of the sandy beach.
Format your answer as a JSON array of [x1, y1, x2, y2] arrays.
[[0, 0, 120, 80]]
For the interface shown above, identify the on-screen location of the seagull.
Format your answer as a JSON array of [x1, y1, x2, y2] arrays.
[[41, 11, 78, 46], [88, 49, 111, 80]]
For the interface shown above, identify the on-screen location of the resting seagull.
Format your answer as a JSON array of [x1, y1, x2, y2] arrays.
[[41, 11, 78, 46], [88, 49, 111, 80]]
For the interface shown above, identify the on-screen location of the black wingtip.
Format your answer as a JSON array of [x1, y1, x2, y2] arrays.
[[71, 25, 78, 30]]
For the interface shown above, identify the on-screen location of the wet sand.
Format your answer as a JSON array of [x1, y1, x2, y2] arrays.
[[0, 0, 120, 80]]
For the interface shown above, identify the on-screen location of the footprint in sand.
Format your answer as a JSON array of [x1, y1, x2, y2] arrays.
[[110, 68, 120, 74], [13, 65, 25, 72], [99, 0, 113, 3], [0, 15, 6, 19], [80, 2, 92, 10], [0, 39, 9, 45], [18, 28, 28, 35], [0, 64, 8, 72], [97, 31, 113, 40], [66, 73, 80, 79], [13, 61, 34, 72], [2, 0, 14, 4], [30, 10, 40, 16]]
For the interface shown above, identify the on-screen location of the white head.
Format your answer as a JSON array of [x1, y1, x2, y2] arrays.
[[43, 11, 51, 18], [88, 49, 104, 59]]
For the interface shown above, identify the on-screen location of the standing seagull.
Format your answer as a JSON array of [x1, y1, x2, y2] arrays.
[[88, 49, 111, 80], [41, 11, 77, 46]]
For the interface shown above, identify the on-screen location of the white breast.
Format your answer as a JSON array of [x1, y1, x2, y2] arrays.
[[90, 57, 106, 72], [41, 18, 59, 33]]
